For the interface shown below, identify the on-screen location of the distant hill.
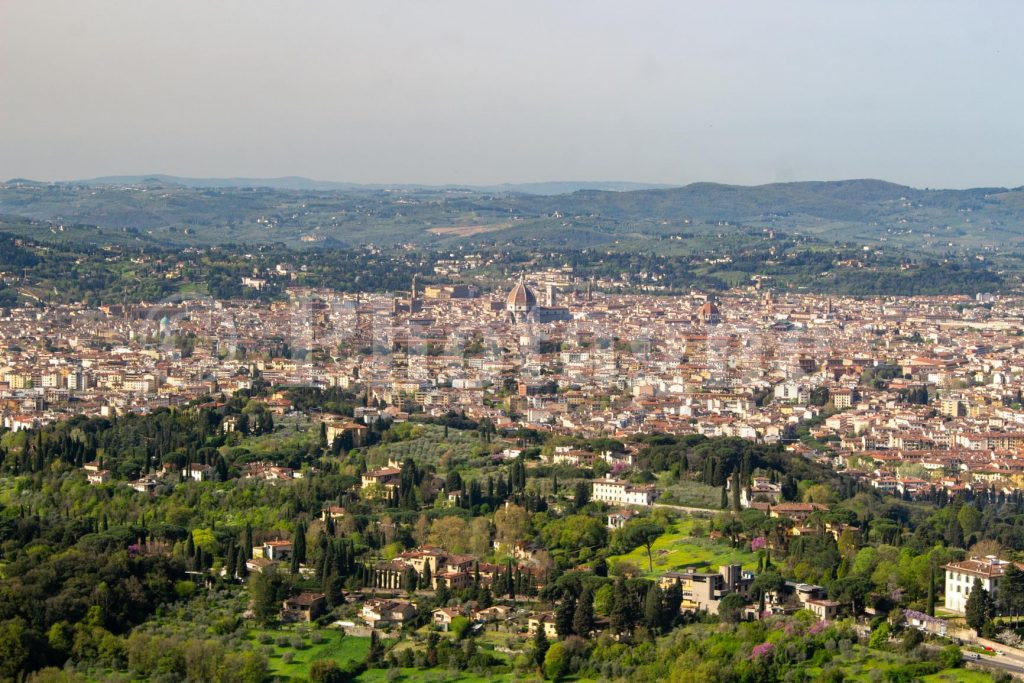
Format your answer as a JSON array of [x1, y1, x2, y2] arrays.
[[2, 177, 1023, 251], [40, 175, 677, 195]]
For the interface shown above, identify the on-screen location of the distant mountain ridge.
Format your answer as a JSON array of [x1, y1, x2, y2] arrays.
[[10, 175, 678, 195], [2, 176, 1024, 251]]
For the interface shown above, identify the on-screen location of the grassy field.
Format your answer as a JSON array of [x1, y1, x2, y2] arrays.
[[248, 628, 369, 681], [798, 645, 991, 682], [360, 670, 530, 682], [656, 475, 723, 508], [606, 519, 757, 577], [230, 413, 318, 458], [367, 424, 485, 469], [921, 670, 995, 682]]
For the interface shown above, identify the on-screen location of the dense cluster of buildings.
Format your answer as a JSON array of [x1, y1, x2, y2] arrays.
[[49, 271, 1024, 629], [13, 272, 1024, 506]]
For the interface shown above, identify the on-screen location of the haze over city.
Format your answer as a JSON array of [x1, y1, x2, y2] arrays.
[[2, 0, 1023, 188]]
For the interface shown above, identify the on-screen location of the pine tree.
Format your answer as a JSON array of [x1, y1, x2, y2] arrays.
[[185, 532, 195, 558], [573, 587, 595, 636]]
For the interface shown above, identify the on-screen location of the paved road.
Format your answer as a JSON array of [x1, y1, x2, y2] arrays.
[[972, 652, 1024, 676]]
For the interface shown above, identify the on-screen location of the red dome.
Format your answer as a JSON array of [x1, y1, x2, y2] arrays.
[[506, 280, 537, 311]]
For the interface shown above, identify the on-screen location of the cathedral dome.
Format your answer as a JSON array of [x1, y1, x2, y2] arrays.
[[698, 300, 721, 324], [506, 279, 537, 312]]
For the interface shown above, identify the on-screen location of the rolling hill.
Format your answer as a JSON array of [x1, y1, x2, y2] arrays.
[[1, 177, 1023, 252]]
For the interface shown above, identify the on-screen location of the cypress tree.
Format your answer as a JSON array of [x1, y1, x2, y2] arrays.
[[226, 541, 237, 578], [404, 566, 418, 593], [294, 522, 307, 564], [532, 624, 549, 668], [573, 587, 595, 636], [610, 579, 630, 634], [927, 563, 936, 617], [236, 547, 249, 578], [664, 582, 682, 625], [965, 577, 994, 633], [644, 584, 664, 632], [555, 596, 576, 637], [368, 630, 384, 664]]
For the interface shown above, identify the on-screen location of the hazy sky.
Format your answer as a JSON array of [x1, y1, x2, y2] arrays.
[[2, 1, 1022, 188]]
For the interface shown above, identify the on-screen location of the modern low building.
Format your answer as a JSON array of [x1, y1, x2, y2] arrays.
[[658, 564, 748, 614]]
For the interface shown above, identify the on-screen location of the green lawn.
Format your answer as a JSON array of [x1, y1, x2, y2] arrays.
[[656, 475, 723, 508], [248, 628, 369, 681], [249, 625, 538, 683], [797, 646, 987, 682], [359, 670, 529, 682], [606, 519, 757, 577]]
